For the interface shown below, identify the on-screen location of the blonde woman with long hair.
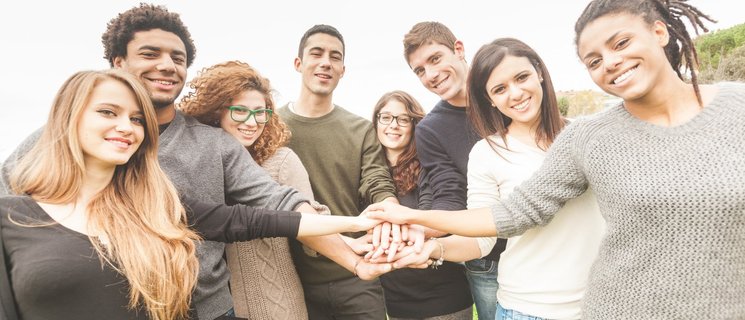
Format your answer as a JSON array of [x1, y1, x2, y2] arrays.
[[0, 69, 380, 320]]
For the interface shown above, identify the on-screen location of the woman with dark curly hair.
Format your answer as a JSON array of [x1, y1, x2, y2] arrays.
[[371, 91, 473, 320], [179, 61, 313, 319]]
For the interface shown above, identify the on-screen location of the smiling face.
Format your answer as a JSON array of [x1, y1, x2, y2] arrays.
[[294, 33, 345, 97], [219, 90, 268, 148], [113, 28, 187, 109], [578, 13, 671, 102], [408, 41, 468, 105], [485, 55, 544, 130], [77, 79, 145, 170], [376, 99, 413, 155]]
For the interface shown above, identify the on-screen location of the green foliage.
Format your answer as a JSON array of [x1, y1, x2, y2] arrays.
[[558, 96, 569, 117], [695, 23, 745, 71]]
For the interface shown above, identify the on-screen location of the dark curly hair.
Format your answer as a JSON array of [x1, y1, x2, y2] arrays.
[[102, 3, 196, 67], [372, 91, 426, 196], [178, 61, 291, 165]]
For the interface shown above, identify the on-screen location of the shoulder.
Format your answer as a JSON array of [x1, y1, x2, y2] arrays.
[[0, 195, 37, 222]]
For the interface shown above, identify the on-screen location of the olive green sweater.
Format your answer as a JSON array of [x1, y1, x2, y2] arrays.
[[278, 104, 396, 284]]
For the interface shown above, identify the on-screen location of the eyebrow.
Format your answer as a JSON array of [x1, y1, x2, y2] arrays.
[[581, 30, 622, 61]]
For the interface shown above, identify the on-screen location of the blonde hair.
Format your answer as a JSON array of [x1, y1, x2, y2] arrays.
[[10, 69, 200, 320], [179, 60, 291, 165]]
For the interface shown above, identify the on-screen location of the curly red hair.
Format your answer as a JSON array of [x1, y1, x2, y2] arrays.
[[372, 91, 426, 196], [178, 61, 290, 165]]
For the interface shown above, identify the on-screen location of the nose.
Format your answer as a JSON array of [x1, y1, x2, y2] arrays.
[[508, 84, 524, 100], [388, 118, 400, 129], [156, 55, 176, 73], [319, 55, 331, 68], [603, 52, 622, 72], [243, 116, 258, 126], [116, 118, 134, 134], [425, 67, 438, 82]]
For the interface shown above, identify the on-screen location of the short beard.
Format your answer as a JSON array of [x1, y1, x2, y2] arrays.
[[151, 96, 175, 110]]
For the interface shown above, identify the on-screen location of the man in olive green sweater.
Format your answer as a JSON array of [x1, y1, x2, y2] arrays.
[[277, 24, 397, 320]]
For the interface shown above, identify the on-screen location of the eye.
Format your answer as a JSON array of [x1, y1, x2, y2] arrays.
[[516, 73, 529, 82], [413, 67, 424, 77], [141, 51, 158, 58], [399, 116, 412, 125], [131, 116, 145, 125], [587, 57, 602, 70], [173, 56, 186, 65], [97, 109, 116, 117], [432, 55, 441, 64], [491, 86, 506, 95], [331, 53, 343, 61], [614, 38, 630, 50]]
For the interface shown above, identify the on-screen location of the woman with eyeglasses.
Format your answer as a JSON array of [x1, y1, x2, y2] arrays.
[[179, 61, 313, 320], [371, 91, 473, 320]]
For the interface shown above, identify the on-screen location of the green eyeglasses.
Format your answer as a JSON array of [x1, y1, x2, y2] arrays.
[[226, 106, 273, 124]]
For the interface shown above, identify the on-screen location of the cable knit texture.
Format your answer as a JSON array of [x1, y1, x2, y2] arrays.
[[490, 83, 745, 319], [226, 147, 311, 320]]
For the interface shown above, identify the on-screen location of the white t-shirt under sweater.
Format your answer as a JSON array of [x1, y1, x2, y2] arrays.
[[468, 134, 605, 319]]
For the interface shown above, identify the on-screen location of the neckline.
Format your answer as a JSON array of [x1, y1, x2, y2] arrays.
[[617, 84, 725, 136]]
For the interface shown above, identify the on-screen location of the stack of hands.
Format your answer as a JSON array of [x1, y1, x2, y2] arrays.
[[346, 201, 443, 280]]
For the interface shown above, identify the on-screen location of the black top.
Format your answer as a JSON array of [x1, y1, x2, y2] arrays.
[[380, 172, 473, 317], [415, 100, 504, 261], [0, 195, 300, 320]]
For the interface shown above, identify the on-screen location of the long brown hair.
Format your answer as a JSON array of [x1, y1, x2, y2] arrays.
[[574, 0, 715, 105], [10, 69, 199, 320], [179, 60, 291, 165], [467, 38, 566, 155], [372, 90, 426, 196]]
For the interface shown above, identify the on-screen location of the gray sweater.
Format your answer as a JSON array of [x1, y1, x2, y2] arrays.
[[491, 82, 745, 319], [0, 111, 308, 320]]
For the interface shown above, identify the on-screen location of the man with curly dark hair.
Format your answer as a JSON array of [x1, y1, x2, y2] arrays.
[[1, 4, 393, 320]]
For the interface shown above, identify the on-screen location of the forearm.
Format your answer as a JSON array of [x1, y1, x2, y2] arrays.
[[296, 234, 360, 273], [411, 207, 496, 237], [297, 214, 368, 237], [437, 235, 483, 262]]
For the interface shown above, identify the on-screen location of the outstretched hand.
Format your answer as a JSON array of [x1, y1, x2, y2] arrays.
[[364, 201, 418, 225]]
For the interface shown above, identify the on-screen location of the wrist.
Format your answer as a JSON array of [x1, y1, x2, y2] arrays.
[[352, 257, 363, 276], [429, 237, 444, 269]]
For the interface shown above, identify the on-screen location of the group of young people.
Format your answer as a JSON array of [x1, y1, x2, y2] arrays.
[[1, 0, 744, 320]]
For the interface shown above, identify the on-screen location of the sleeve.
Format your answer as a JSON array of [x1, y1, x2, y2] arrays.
[[467, 141, 501, 209], [276, 149, 316, 201], [491, 123, 589, 237], [416, 169, 433, 210], [1, 128, 43, 196], [219, 133, 309, 211], [476, 237, 498, 258], [415, 125, 467, 210], [182, 194, 301, 242], [358, 125, 397, 205]]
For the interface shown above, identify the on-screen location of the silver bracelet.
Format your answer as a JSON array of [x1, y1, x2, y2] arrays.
[[430, 237, 444, 269]]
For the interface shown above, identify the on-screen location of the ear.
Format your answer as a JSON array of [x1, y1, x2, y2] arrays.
[[535, 65, 544, 82], [453, 40, 465, 60], [113, 56, 125, 68], [653, 20, 670, 47], [339, 65, 346, 79], [294, 57, 302, 72]]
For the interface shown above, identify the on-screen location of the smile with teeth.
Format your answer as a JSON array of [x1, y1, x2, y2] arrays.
[[433, 76, 448, 89], [106, 138, 132, 148], [152, 79, 175, 85], [316, 74, 331, 80], [512, 98, 531, 111], [613, 67, 637, 85], [238, 128, 256, 136]]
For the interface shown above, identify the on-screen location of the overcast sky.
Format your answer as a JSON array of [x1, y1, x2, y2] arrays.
[[0, 0, 740, 160]]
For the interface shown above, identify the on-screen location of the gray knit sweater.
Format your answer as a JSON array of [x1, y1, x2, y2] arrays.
[[0, 111, 308, 320], [491, 82, 745, 319]]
